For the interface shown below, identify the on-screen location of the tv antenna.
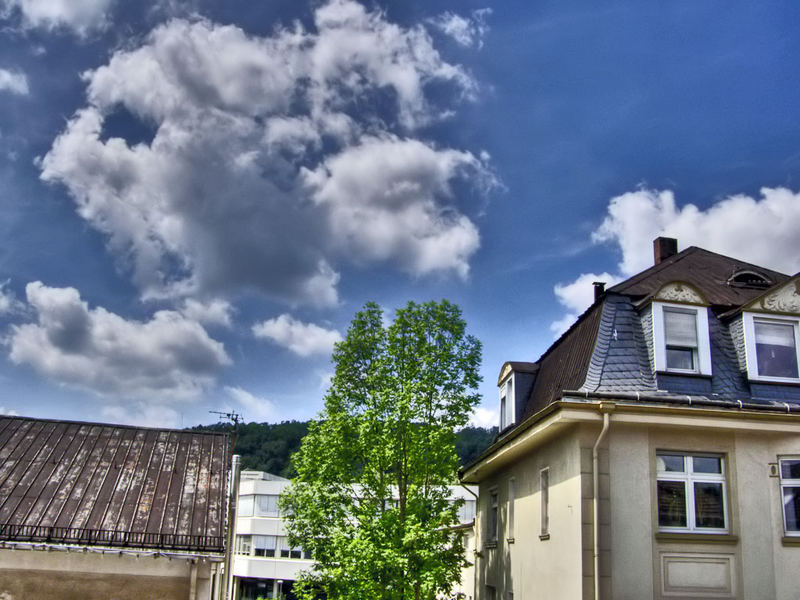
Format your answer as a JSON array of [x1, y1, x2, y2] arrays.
[[209, 410, 243, 453]]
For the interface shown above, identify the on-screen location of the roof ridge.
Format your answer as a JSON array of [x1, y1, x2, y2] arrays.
[[0, 415, 228, 436]]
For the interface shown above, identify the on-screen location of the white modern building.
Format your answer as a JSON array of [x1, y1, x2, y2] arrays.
[[232, 470, 478, 600]]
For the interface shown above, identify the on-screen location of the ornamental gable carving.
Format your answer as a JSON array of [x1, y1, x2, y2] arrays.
[[746, 276, 800, 314], [654, 281, 707, 305]]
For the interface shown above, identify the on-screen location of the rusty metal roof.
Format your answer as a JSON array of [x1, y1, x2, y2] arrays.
[[0, 416, 229, 553]]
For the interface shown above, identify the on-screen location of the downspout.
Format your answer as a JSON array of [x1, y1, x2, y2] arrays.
[[592, 410, 611, 600], [459, 482, 479, 600], [224, 454, 241, 600]]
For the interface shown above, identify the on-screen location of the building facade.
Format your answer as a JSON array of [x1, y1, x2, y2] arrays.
[[462, 238, 800, 600], [0, 416, 230, 600], [232, 470, 478, 600]]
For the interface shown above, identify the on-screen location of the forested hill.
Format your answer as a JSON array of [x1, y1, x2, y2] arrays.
[[193, 421, 498, 478]]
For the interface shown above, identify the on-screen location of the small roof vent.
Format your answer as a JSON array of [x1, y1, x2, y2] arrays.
[[727, 270, 772, 289]]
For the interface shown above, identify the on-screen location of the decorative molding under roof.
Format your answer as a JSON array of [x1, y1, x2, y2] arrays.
[[654, 281, 708, 305], [746, 276, 800, 315]]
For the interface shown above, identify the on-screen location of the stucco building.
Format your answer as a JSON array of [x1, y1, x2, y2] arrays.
[[0, 416, 230, 600], [461, 238, 800, 599], [232, 470, 478, 600]]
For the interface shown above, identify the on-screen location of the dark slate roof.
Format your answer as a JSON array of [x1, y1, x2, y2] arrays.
[[582, 295, 656, 394], [496, 244, 800, 441], [521, 303, 603, 420], [0, 416, 229, 553], [608, 246, 789, 309]]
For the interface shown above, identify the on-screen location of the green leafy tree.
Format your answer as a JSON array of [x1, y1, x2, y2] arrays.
[[281, 300, 482, 600]]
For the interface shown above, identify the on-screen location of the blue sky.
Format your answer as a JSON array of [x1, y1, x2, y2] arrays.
[[1, 0, 800, 428]]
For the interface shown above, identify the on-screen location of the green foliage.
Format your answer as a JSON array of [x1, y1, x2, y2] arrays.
[[191, 420, 309, 477], [281, 300, 482, 600], [190, 420, 495, 475]]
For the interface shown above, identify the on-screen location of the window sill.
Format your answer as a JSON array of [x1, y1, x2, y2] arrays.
[[748, 377, 800, 387], [782, 536, 800, 547], [484, 541, 497, 549], [539, 533, 550, 541], [655, 532, 738, 545], [657, 370, 712, 380]]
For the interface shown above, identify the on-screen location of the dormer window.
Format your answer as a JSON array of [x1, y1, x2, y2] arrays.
[[664, 307, 699, 370], [652, 302, 712, 376], [743, 313, 800, 382], [499, 377, 514, 430]]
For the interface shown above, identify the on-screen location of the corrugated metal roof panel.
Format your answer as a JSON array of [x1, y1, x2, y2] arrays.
[[0, 416, 228, 553]]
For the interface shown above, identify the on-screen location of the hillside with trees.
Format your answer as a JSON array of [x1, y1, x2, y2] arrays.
[[195, 420, 497, 478]]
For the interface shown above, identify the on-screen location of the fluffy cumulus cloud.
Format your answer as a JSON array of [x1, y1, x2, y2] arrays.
[[0, 68, 28, 95], [8, 282, 230, 399], [180, 298, 233, 328], [253, 313, 342, 357], [552, 187, 800, 332], [1, 0, 113, 35], [40, 1, 494, 307], [225, 386, 277, 422], [428, 8, 492, 49]]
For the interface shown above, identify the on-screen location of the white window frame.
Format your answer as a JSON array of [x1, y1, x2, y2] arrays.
[[488, 488, 499, 543], [507, 478, 515, 541], [743, 313, 800, 383], [779, 457, 800, 537], [652, 302, 712, 375], [499, 375, 515, 430], [540, 467, 550, 538], [656, 452, 728, 534]]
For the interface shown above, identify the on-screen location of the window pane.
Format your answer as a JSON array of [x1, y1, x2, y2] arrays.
[[664, 309, 698, 347], [784, 487, 800, 532], [755, 321, 798, 378], [693, 456, 722, 474], [694, 482, 725, 528], [666, 347, 694, 370], [657, 454, 685, 472], [781, 460, 800, 480], [499, 396, 506, 429], [239, 495, 254, 517], [657, 480, 687, 527]]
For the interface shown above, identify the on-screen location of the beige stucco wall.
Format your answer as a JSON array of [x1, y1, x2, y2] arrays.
[[475, 425, 587, 600], [606, 418, 800, 600], [0, 546, 219, 600], [467, 405, 800, 600]]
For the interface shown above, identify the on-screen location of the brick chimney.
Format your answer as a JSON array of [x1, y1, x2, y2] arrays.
[[592, 281, 605, 302], [653, 237, 678, 265]]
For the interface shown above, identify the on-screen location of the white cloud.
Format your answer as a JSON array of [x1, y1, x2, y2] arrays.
[[1, 0, 113, 36], [0, 406, 19, 416], [304, 135, 488, 279], [40, 1, 492, 307], [552, 186, 800, 332], [551, 271, 622, 336], [0, 69, 29, 95], [468, 405, 498, 428], [594, 187, 800, 276], [252, 313, 342, 357], [8, 282, 230, 399], [225, 385, 277, 423], [428, 8, 492, 49], [180, 298, 233, 328], [100, 403, 180, 428]]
